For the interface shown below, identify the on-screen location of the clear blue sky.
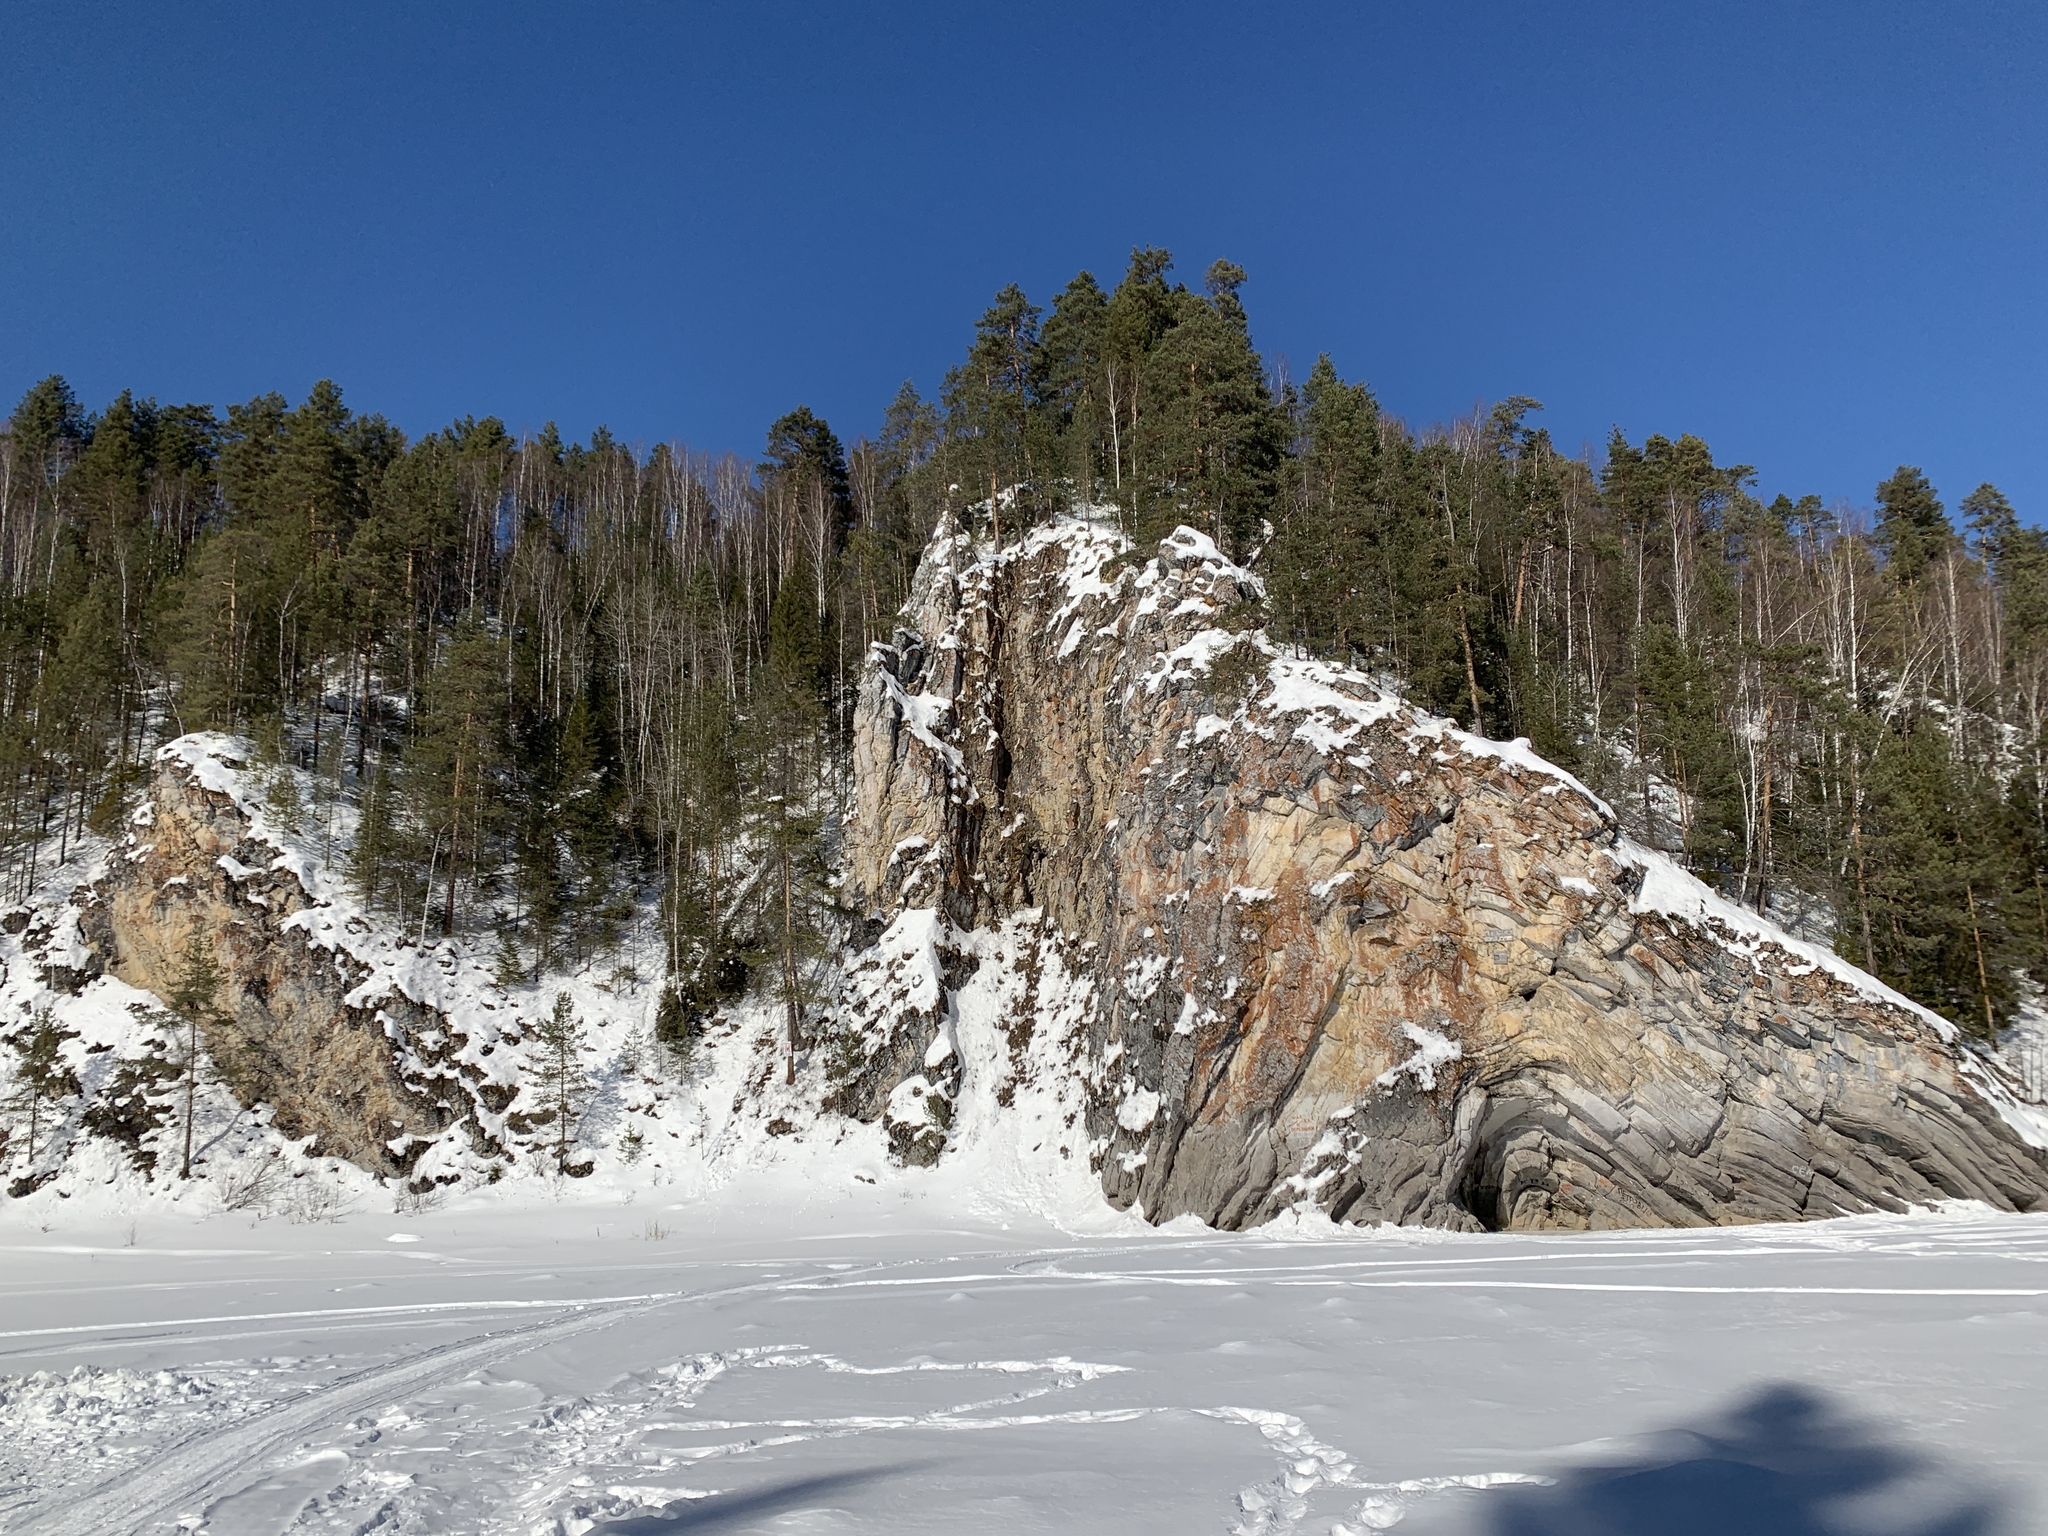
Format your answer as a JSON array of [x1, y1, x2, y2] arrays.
[[3, 2, 2043, 515]]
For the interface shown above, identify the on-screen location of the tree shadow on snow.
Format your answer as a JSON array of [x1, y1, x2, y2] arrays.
[[1487, 1383, 2005, 1536], [593, 1463, 927, 1533]]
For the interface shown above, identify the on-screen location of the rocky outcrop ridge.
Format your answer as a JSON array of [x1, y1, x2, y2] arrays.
[[77, 737, 514, 1179], [846, 516, 2048, 1230]]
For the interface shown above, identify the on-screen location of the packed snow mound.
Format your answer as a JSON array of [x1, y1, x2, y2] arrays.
[[846, 513, 2048, 1230]]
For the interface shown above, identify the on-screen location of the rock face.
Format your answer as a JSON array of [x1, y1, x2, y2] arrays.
[[79, 740, 500, 1178], [847, 517, 2048, 1230]]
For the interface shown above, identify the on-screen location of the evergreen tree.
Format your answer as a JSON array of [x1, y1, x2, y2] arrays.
[[1874, 466, 1952, 585], [165, 933, 224, 1180], [9, 375, 90, 467], [942, 285, 1045, 541], [3, 1008, 80, 1174], [754, 564, 832, 1084], [767, 559, 827, 698], [255, 713, 304, 832], [1038, 271, 1111, 504], [1854, 719, 2014, 1034], [347, 759, 397, 913], [1270, 353, 1386, 658], [401, 620, 508, 936], [762, 406, 854, 555], [1130, 259, 1285, 555], [553, 692, 625, 962], [529, 991, 590, 1174], [658, 685, 745, 1034]]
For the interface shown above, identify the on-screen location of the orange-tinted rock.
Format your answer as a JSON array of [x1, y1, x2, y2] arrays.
[[846, 519, 2048, 1230]]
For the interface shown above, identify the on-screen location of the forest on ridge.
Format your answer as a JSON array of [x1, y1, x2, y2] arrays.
[[3, 246, 2045, 1052]]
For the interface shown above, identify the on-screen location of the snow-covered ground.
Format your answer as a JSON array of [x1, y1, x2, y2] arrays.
[[3, 1187, 2044, 1535]]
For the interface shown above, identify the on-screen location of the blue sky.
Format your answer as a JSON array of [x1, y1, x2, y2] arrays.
[[3, 1, 2043, 514]]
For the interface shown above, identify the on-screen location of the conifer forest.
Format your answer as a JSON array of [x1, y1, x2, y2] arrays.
[[5, 247, 2044, 1048]]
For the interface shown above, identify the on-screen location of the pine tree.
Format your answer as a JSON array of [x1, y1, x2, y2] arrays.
[[1038, 271, 1111, 505], [492, 925, 527, 990], [1874, 466, 1952, 586], [658, 685, 745, 1036], [3, 1008, 80, 1175], [165, 933, 224, 1180], [1854, 719, 2015, 1034], [553, 693, 624, 961], [755, 565, 832, 1085], [529, 992, 590, 1174], [347, 758, 397, 914], [1130, 260, 1285, 556], [1270, 354, 1386, 658], [401, 621, 508, 935], [943, 285, 1045, 541], [762, 408, 854, 539], [767, 562, 826, 698], [9, 375, 90, 467], [255, 713, 304, 833]]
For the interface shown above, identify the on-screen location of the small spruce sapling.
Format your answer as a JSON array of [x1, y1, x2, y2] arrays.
[[492, 922, 527, 989], [618, 1024, 646, 1081], [655, 981, 700, 1066], [3, 1008, 80, 1173], [531, 992, 591, 1175], [166, 933, 224, 1180], [255, 714, 304, 834]]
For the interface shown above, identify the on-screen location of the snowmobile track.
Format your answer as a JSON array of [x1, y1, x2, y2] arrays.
[[11, 1293, 672, 1536]]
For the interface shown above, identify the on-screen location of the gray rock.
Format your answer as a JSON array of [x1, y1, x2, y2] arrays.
[[843, 519, 2048, 1231]]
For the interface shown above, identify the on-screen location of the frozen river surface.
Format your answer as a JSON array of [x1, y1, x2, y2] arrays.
[[2, 1195, 2044, 1536]]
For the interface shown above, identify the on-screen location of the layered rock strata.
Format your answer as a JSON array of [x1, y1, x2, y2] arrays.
[[846, 517, 2048, 1230]]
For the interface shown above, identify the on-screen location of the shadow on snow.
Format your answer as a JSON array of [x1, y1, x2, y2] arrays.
[[594, 1463, 926, 1533], [1487, 1382, 2004, 1536]]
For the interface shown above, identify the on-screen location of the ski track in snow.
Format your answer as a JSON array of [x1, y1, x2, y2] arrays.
[[2, 1257, 947, 1534], [4, 1210, 2046, 1534], [10, 1294, 674, 1536], [0, 1278, 1523, 1536]]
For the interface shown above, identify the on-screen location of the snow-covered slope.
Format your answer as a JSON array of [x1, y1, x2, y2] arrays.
[[0, 733, 1135, 1232]]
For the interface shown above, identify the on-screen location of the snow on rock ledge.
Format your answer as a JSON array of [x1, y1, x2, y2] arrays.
[[77, 734, 518, 1182], [845, 515, 2048, 1231]]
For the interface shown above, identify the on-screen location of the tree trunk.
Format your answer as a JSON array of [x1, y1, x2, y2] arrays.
[[1967, 884, 1996, 1037], [1455, 586, 1485, 738], [180, 1017, 197, 1180], [781, 844, 799, 1086]]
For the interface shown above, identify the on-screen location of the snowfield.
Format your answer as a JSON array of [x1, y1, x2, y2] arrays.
[[2, 1192, 2045, 1535]]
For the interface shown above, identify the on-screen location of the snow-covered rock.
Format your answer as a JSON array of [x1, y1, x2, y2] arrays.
[[846, 514, 2048, 1230]]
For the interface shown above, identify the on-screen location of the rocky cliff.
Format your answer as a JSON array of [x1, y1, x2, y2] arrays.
[[845, 516, 2048, 1230], [75, 737, 519, 1181]]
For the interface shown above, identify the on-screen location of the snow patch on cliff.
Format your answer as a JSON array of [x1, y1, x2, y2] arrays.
[[1374, 1024, 1463, 1092], [1612, 837, 1962, 1044]]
